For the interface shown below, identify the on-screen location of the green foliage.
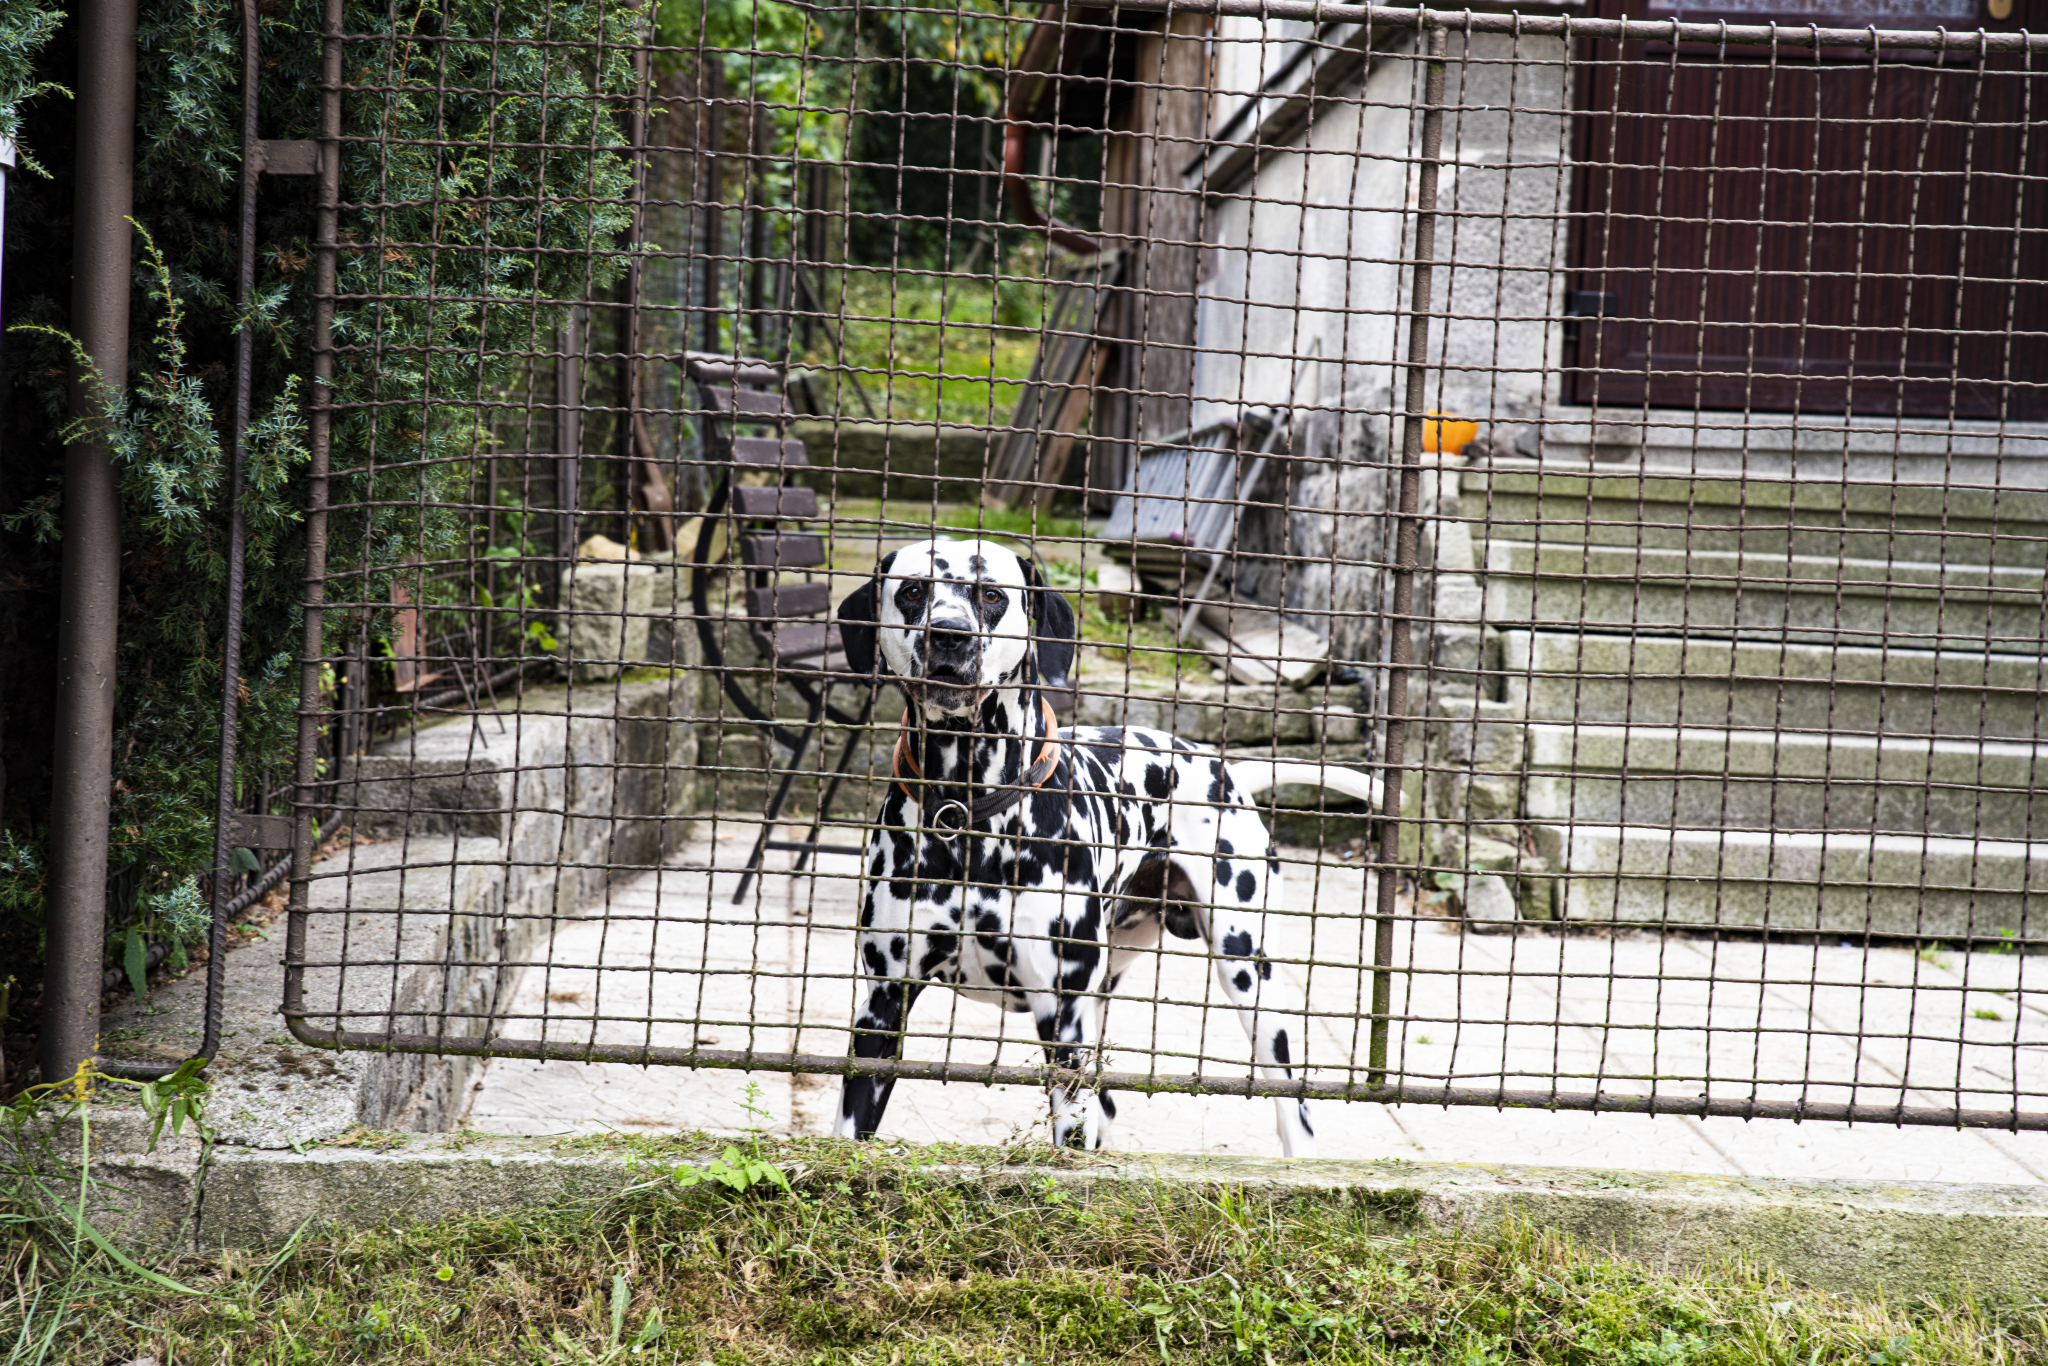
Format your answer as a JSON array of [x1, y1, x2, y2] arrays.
[[667, 1082, 792, 1196], [322, 0, 638, 646], [1, 0, 644, 1001], [0, 1062, 213, 1362], [26, 1135, 2048, 1363], [7, 220, 310, 970], [0, 0, 64, 174]]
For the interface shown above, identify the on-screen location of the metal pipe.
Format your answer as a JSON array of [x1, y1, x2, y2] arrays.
[[1367, 23, 1445, 1087], [101, 0, 264, 1084], [1076, 0, 2048, 53], [285, 0, 344, 1051], [42, 0, 138, 1088], [0, 139, 15, 331], [1003, 5, 1100, 257]]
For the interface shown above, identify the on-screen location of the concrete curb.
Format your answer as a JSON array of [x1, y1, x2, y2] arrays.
[[156, 1132, 2048, 1301]]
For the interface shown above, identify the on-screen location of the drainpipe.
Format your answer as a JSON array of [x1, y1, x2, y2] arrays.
[[0, 139, 14, 319], [42, 0, 138, 1087], [1004, 5, 1100, 256]]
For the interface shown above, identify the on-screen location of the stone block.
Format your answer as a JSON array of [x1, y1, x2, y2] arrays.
[[643, 558, 696, 667], [1435, 571, 1484, 620], [1463, 462, 2048, 567], [1502, 631, 2048, 740], [558, 561, 658, 681], [1545, 823, 2048, 937], [1485, 541, 2046, 650], [1521, 725, 2048, 841], [1312, 707, 1363, 744], [1462, 872, 1519, 923], [791, 420, 996, 500], [1431, 625, 1486, 690]]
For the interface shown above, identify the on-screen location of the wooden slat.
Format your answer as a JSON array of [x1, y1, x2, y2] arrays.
[[684, 353, 783, 387], [747, 582, 832, 620], [732, 485, 819, 519], [768, 621, 841, 662], [702, 385, 793, 420], [740, 532, 826, 570], [729, 437, 809, 468]]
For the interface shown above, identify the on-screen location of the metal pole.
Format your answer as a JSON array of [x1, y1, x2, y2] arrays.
[[42, 0, 138, 1087], [0, 139, 14, 331], [99, 0, 264, 1083], [286, 0, 342, 1047], [1367, 24, 1446, 1087]]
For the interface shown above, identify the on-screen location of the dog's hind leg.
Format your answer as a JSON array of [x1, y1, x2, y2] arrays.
[[1191, 844, 1317, 1158]]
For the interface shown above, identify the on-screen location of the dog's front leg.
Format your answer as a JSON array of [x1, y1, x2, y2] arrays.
[[834, 882, 930, 1141], [1010, 888, 1114, 1149]]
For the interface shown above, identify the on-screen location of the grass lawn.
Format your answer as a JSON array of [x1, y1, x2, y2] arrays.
[[803, 259, 1050, 430], [28, 1133, 2046, 1365]]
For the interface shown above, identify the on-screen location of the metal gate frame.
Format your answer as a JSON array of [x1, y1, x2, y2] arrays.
[[280, 0, 2048, 1133]]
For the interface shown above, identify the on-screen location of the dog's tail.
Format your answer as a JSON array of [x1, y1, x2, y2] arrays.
[[1228, 760, 1383, 810]]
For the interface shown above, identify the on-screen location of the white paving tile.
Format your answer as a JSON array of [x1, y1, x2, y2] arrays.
[[463, 839, 2048, 1181]]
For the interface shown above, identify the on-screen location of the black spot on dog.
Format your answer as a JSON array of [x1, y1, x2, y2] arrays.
[[1215, 858, 1234, 886], [1222, 929, 1254, 959], [1271, 1029, 1290, 1066], [870, 851, 886, 878], [890, 935, 906, 961], [1234, 969, 1253, 992], [1143, 765, 1171, 800], [1236, 869, 1256, 901], [1217, 837, 1235, 858], [1100, 1091, 1118, 1119], [863, 943, 890, 976]]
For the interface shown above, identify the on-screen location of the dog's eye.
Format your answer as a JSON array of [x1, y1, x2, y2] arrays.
[[981, 587, 1003, 605], [901, 583, 925, 602]]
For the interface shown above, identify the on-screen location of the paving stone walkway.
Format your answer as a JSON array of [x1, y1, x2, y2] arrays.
[[466, 838, 2048, 1183]]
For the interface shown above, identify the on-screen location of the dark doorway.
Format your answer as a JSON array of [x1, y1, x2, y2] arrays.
[[1567, 0, 2048, 420]]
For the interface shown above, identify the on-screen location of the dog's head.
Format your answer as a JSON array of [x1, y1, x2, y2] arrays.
[[836, 537, 1076, 717]]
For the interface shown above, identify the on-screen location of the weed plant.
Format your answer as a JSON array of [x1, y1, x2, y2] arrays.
[[15, 1122, 2045, 1364]]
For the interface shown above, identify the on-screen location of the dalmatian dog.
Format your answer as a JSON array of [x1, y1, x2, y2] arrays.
[[832, 537, 1380, 1155]]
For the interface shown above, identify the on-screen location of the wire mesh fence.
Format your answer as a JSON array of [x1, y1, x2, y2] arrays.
[[286, 0, 2048, 1143]]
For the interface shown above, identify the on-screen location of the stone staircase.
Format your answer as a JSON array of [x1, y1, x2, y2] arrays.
[[1425, 457, 2048, 938]]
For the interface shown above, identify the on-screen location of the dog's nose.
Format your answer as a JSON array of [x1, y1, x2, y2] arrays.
[[926, 620, 977, 660]]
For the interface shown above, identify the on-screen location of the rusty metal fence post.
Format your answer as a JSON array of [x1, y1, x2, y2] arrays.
[[42, 0, 137, 1087], [1368, 20, 1448, 1087]]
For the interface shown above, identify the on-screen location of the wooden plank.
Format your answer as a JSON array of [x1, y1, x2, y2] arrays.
[[701, 385, 793, 420], [732, 485, 819, 519], [746, 582, 831, 620], [989, 257, 1120, 507], [768, 620, 841, 662], [729, 436, 809, 468], [740, 532, 826, 570]]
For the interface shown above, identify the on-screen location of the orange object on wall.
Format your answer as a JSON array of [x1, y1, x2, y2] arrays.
[[1422, 414, 1479, 455]]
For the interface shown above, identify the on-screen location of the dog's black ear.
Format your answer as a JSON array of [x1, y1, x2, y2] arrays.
[[836, 551, 895, 678], [1024, 559, 1078, 687]]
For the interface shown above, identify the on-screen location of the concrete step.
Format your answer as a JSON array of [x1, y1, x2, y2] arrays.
[[1073, 679, 1365, 748], [1535, 822, 2048, 939], [1483, 541, 2047, 651], [1462, 460, 2048, 567], [1519, 724, 2048, 842], [1501, 630, 2048, 742]]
